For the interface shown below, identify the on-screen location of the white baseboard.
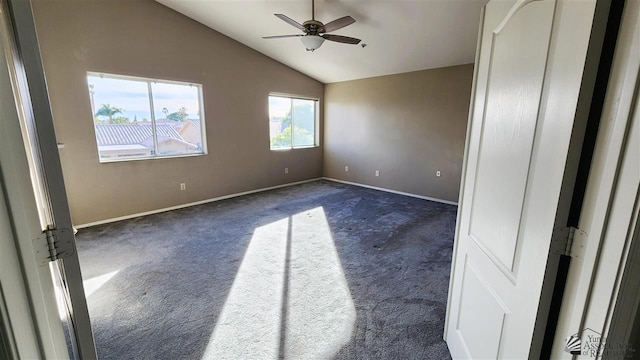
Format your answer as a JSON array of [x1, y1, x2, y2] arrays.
[[322, 177, 458, 206], [75, 178, 323, 229]]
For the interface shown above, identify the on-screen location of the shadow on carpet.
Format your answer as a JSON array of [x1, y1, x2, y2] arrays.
[[75, 180, 456, 359]]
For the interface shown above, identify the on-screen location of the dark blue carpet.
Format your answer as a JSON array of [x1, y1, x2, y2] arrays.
[[76, 180, 456, 359]]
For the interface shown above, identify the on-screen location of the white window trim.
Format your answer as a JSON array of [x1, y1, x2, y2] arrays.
[[268, 93, 319, 151], [87, 72, 208, 163]]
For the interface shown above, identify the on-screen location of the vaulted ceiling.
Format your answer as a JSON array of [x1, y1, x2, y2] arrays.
[[156, 0, 488, 83]]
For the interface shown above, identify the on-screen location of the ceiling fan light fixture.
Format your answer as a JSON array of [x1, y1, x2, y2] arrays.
[[301, 35, 325, 51], [265, 2, 360, 51]]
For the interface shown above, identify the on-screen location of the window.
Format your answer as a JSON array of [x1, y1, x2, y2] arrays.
[[86, 72, 206, 162], [269, 95, 317, 150]]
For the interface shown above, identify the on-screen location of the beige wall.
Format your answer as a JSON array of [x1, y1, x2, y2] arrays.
[[323, 65, 473, 203], [31, 0, 324, 225]]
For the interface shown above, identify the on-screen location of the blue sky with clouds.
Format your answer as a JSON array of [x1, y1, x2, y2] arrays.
[[87, 74, 201, 121]]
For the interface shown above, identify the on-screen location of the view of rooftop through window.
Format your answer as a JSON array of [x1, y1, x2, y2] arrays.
[[269, 95, 317, 150], [87, 73, 206, 162]]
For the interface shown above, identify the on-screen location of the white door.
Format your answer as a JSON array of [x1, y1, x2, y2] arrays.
[[445, 0, 598, 358], [1, 0, 96, 358]]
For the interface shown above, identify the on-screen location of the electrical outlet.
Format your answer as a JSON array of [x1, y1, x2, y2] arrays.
[[436, 170, 441, 177], [180, 183, 186, 191], [284, 167, 289, 174], [345, 166, 349, 172], [375, 170, 380, 177]]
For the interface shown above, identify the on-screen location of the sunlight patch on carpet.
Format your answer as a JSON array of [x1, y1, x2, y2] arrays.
[[53, 269, 120, 320], [202, 206, 356, 359], [83, 270, 119, 298]]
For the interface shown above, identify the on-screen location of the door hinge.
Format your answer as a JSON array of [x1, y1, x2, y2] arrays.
[[551, 226, 587, 258], [38, 227, 75, 265]]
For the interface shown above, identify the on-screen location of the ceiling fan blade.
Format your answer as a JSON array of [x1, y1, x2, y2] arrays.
[[263, 34, 304, 39], [322, 34, 361, 45], [322, 16, 355, 33], [274, 14, 305, 31]]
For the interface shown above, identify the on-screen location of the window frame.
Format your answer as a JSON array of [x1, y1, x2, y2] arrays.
[[86, 71, 208, 163], [268, 93, 319, 150]]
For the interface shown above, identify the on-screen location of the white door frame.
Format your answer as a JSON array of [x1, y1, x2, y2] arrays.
[[551, 0, 640, 357], [0, 0, 97, 357], [0, 3, 67, 358], [0, 166, 58, 358]]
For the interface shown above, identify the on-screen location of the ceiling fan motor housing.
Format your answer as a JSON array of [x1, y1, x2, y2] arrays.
[[302, 20, 324, 35]]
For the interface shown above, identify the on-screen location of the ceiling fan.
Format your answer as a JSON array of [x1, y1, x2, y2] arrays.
[[263, 0, 361, 52]]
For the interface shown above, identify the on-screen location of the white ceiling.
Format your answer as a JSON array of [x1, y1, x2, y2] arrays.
[[155, 0, 488, 84]]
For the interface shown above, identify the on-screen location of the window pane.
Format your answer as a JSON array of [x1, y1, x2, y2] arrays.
[[292, 99, 315, 147], [151, 82, 203, 156], [269, 96, 292, 149], [87, 73, 206, 162], [87, 75, 153, 161]]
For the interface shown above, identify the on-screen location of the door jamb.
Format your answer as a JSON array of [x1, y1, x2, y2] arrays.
[[0, 0, 97, 357], [0, 2, 67, 356], [551, 0, 640, 355]]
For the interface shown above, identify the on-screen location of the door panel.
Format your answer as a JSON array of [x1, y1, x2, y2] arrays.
[[445, 0, 597, 358], [450, 1, 557, 355], [468, 0, 554, 275], [456, 258, 507, 358]]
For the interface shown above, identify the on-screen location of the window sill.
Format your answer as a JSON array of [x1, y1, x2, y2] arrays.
[[270, 145, 318, 151], [98, 152, 206, 164]]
